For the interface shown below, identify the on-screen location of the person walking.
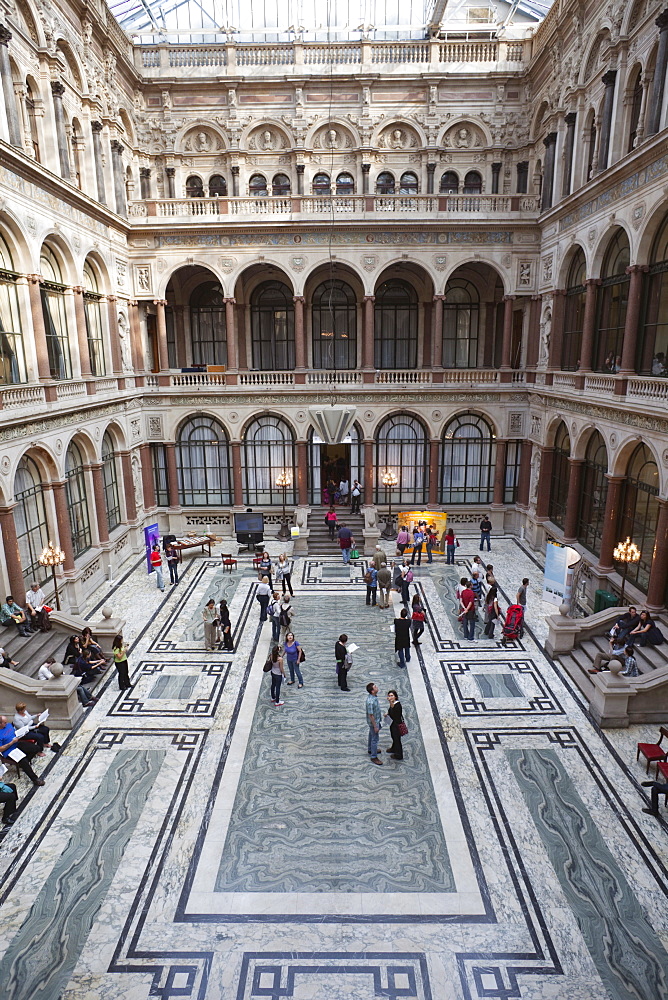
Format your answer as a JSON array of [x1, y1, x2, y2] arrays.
[[268, 645, 286, 705], [269, 591, 282, 642], [516, 578, 529, 610], [411, 594, 426, 645], [459, 581, 476, 640], [396, 525, 410, 557], [425, 525, 437, 565], [394, 608, 412, 667], [483, 584, 501, 638], [444, 528, 458, 565], [283, 631, 305, 687], [219, 599, 234, 651], [202, 599, 219, 651], [410, 525, 424, 566], [385, 689, 405, 760], [479, 514, 492, 551], [400, 560, 413, 607], [256, 576, 272, 622], [350, 480, 362, 514], [338, 523, 354, 564], [364, 565, 378, 606], [165, 543, 179, 585], [150, 545, 165, 592], [377, 562, 392, 609], [258, 552, 272, 590], [325, 507, 338, 541], [336, 633, 351, 691], [276, 553, 294, 596], [372, 544, 386, 572], [112, 634, 132, 690], [366, 682, 382, 765]]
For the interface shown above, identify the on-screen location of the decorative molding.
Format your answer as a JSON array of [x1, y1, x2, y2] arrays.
[[155, 230, 514, 248]]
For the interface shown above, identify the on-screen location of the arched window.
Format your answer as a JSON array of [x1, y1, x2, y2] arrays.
[[311, 279, 357, 369], [618, 443, 659, 592], [25, 80, 40, 162], [375, 171, 395, 195], [577, 431, 608, 556], [249, 174, 268, 197], [209, 175, 227, 197], [251, 281, 295, 370], [185, 175, 204, 198], [442, 278, 480, 368], [40, 245, 71, 380], [638, 212, 668, 375], [439, 413, 495, 504], [548, 423, 570, 529], [0, 233, 26, 385], [83, 261, 106, 376], [463, 171, 482, 194], [375, 414, 428, 505], [243, 415, 296, 506], [272, 173, 291, 196], [65, 442, 91, 557], [374, 280, 418, 369], [13, 456, 49, 584], [190, 281, 227, 367], [177, 416, 231, 506], [101, 432, 121, 532], [440, 171, 458, 194], [628, 71, 643, 152], [562, 249, 587, 371], [312, 172, 331, 196], [336, 172, 354, 195], [594, 229, 630, 372], [399, 171, 418, 195]]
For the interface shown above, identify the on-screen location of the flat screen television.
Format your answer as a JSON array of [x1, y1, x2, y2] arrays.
[[234, 512, 264, 534]]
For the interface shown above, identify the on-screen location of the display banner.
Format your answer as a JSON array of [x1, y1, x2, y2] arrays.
[[397, 511, 448, 552], [543, 541, 579, 605], [144, 523, 160, 574]]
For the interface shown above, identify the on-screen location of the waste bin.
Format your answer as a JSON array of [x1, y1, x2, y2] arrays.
[[594, 589, 618, 613]]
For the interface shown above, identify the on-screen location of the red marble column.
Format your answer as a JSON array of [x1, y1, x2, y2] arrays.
[[72, 286, 92, 378], [27, 274, 51, 381], [362, 296, 375, 373], [165, 442, 180, 508], [139, 443, 156, 510], [50, 481, 75, 572], [224, 297, 238, 370], [297, 442, 308, 505], [535, 447, 555, 521], [431, 294, 444, 368], [89, 462, 109, 544], [562, 458, 585, 542], [153, 298, 170, 372], [500, 295, 515, 369], [516, 440, 532, 508], [106, 294, 123, 375], [0, 504, 27, 599], [525, 294, 542, 371], [492, 439, 508, 507], [618, 265, 648, 383], [547, 289, 566, 376], [577, 279, 600, 375], [293, 295, 306, 374], [422, 299, 432, 371], [128, 299, 144, 373], [428, 440, 439, 506], [119, 450, 137, 521], [236, 304, 248, 370], [364, 439, 374, 502], [231, 442, 243, 506], [596, 475, 625, 573], [647, 498, 668, 612]]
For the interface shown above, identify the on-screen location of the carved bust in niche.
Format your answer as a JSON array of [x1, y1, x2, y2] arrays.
[[248, 127, 288, 151], [378, 125, 418, 150], [313, 125, 353, 150], [443, 123, 484, 149]]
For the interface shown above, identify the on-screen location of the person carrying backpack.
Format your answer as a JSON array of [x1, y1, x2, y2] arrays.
[[364, 566, 378, 606], [410, 525, 424, 566]]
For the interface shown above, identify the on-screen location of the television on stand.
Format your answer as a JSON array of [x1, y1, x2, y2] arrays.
[[234, 511, 264, 552]]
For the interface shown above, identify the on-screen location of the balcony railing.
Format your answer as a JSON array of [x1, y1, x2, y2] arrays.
[[627, 376, 668, 400]]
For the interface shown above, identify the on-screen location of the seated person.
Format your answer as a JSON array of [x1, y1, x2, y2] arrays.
[[0, 595, 32, 637], [0, 646, 19, 670], [629, 611, 665, 647], [12, 702, 50, 750], [80, 627, 107, 666], [0, 716, 45, 786], [25, 583, 50, 633], [38, 657, 96, 707], [589, 638, 630, 673], [608, 606, 641, 644], [0, 777, 18, 826], [63, 635, 82, 666], [72, 648, 102, 685]]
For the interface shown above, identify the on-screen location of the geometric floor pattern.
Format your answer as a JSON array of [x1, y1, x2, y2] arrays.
[[0, 538, 667, 1000]]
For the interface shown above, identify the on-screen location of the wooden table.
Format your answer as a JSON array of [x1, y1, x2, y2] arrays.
[[172, 536, 213, 562]]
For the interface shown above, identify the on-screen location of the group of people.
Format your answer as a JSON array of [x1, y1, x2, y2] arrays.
[[396, 523, 438, 566], [455, 562, 529, 641], [0, 583, 52, 637], [149, 543, 181, 591], [587, 606, 665, 677], [322, 476, 363, 513]]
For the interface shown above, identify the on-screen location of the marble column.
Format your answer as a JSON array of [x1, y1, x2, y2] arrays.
[[51, 481, 75, 572], [297, 442, 308, 505], [138, 443, 156, 510], [526, 295, 542, 371], [293, 295, 306, 371], [426, 162, 436, 194], [561, 112, 577, 196], [364, 439, 374, 502], [500, 295, 515, 377], [547, 289, 566, 372], [618, 265, 647, 378], [119, 450, 137, 521], [72, 286, 92, 379], [27, 274, 51, 382], [231, 442, 243, 506], [165, 442, 180, 509], [596, 475, 625, 573], [491, 161, 501, 194], [0, 26, 21, 147], [492, 439, 508, 508], [128, 299, 144, 373], [516, 440, 532, 508], [51, 81, 70, 180], [422, 300, 432, 371], [224, 298, 237, 370], [431, 294, 444, 368], [236, 303, 247, 370], [106, 294, 123, 374], [540, 132, 557, 212], [139, 167, 151, 199], [165, 166, 176, 199], [428, 440, 439, 506], [362, 295, 375, 371], [535, 447, 555, 521], [0, 504, 26, 599], [577, 279, 600, 374], [296, 163, 304, 195], [647, 498, 668, 611], [647, 10, 668, 136], [362, 163, 370, 194], [597, 71, 617, 172], [153, 299, 170, 371], [91, 121, 106, 204], [90, 462, 109, 544], [110, 140, 126, 217], [563, 459, 585, 542]]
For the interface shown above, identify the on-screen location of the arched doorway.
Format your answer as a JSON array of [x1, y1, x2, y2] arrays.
[[576, 431, 608, 556], [618, 443, 659, 592], [307, 424, 362, 505], [177, 415, 231, 506]]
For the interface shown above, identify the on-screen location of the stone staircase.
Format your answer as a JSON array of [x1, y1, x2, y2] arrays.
[[307, 505, 366, 554]]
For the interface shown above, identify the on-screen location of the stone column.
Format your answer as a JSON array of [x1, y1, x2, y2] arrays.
[[500, 295, 515, 378], [362, 295, 375, 371], [362, 163, 370, 194], [526, 294, 542, 372], [491, 161, 502, 194], [231, 164, 240, 197], [236, 303, 247, 370], [165, 442, 180, 509], [296, 163, 305, 195], [516, 440, 532, 508], [165, 166, 176, 199], [139, 167, 151, 199], [27, 274, 51, 382], [647, 498, 668, 611], [647, 10, 668, 136], [535, 447, 555, 521], [50, 81, 70, 180], [492, 439, 508, 508], [119, 450, 137, 521], [138, 443, 156, 510], [563, 458, 585, 542], [428, 440, 439, 506], [540, 132, 557, 211], [516, 161, 528, 193], [224, 297, 237, 371], [110, 140, 126, 217], [547, 289, 566, 374], [72, 286, 92, 379], [231, 442, 243, 506], [0, 504, 27, 599], [561, 112, 577, 196], [0, 26, 21, 147], [426, 162, 436, 194], [297, 442, 308, 505], [618, 265, 647, 380], [596, 71, 617, 172], [91, 122, 106, 204], [596, 475, 625, 573], [90, 462, 109, 544], [364, 439, 374, 503], [577, 279, 600, 375], [431, 294, 444, 368], [128, 299, 144, 373], [51, 481, 75, 572], [106, 295, 123, 375], [153, 299, 170, 372], [293, 295, 306, 371]]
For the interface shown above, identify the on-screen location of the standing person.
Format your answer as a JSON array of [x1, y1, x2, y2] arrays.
[[219, 599, 234, 651], [396, 525, 410, 558], [444, 528, 458, 565], [411, 594, 426, 645], [516, 578, 529, 610], [256, 576, 272, 623], [483, 585, 501, 638], [258, 551, 272, 590], [459, 581, 476, 640], [364, 565, 378, 606], [112, 634, 132, 691], [165, 543, 179, 585], [394, 608, 412, 668], [269, 591, 282, 642], [400, 560, 413, 607], [25, 583, 50, 632], [325, 507, 338, 541], [336, 633, 351, 691], [365, 682, 382, 765], [410, 525, 424, 566], [350, 480, 362, 514], [276, 553, 294, 596], [425, 525, 437, 565], [377, 562, 392, 609], [0, 595, 32, 636], [479, 514, 492, 551], [337, 523, 354, 564], [372, 544, 386, 572], [202, 599, 219, 651], [283, 631, 304, 688], [339, 477, 349, 505], [279, 594, 293, 636], [470, 569, 483, 606], [150, 545, 165, 592], [268, 645, 286, 706], [385, 689, 405, 760]]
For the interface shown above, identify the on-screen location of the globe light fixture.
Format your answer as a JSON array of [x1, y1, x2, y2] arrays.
[[613, 537, 641, 606], [381, 469, 399, 540], [276, 470, 292, 541], [38, 540, 66, 611]]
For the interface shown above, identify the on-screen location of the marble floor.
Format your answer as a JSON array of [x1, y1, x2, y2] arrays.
[[1, 537, 667, 1000]]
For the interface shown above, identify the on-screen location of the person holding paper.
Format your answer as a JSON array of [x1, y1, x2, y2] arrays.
[[13, 703, 50, 750], [0, 716, 45, 786], [0, 595, 32, 637]]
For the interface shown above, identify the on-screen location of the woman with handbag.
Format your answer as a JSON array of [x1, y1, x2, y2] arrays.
[[483, 585, 501, 638], [385, 689, 406, 760], [266, 645, 286, 705], [276, 553, 294, 595], [112, 634, 132, 691], [283, 631, 305, 687], [411, 594, 426, 645], [444, 528, 458, 565]]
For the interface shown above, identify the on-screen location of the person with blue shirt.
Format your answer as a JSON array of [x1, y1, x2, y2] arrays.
[[0, 716, 45, 786], [365, 682, 382, 765], [283, 631, 304, 688], [365, 565, 378, 606]]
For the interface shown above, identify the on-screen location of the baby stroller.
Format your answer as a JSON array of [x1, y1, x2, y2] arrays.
[[501, 604, 524, 645]]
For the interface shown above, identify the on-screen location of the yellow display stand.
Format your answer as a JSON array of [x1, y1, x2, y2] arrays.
[[397, 511, 448, 552]]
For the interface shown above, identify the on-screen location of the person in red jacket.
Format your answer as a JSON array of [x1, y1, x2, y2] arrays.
[[150, 544, 165, 592]]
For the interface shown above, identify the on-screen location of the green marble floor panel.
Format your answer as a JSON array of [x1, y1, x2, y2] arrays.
[[149, 674, 199, 699], [474, 673, 523, 698], [214, 592, 455, 893]]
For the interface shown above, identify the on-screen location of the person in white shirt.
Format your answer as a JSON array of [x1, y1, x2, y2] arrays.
[[0, 647, 18, 670], [339, 479, 349, 504], [38, 658, 96, 707], [25, 583, 50, 632], [13, 702, 50, 749]]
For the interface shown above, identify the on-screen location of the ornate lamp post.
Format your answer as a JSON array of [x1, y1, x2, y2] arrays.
[[38, 540, 66, 611], [380, 469, 399, 540], [276, 470, 292, 541], [613, 537, 641, 606]]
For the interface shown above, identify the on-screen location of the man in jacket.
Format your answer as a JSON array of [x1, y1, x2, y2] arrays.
[[479, 515, 492, 551], [338, 523, 354, 564], [365, 682, 382, 764], [394, 608, 412, 667], [377, 563, 392, 609]]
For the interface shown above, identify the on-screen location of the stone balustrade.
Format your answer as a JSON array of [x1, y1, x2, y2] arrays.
[[171, 373, 226, 387], [0, 384, 46, 409], [627, 376, 668, 401], [552, 372, 577, 388], [583, 374, 616, 394], [55, 381, 87, 400]]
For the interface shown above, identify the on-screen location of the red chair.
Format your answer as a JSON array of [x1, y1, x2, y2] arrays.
[[637, 727, 668, 773], [252, 556, 262, 572], [221, 553, 238, 573]]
